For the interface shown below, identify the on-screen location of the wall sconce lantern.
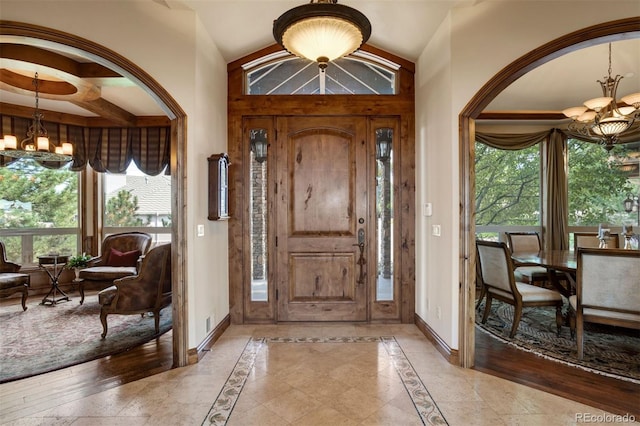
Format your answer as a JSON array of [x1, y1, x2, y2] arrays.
[[250, 129, 268, 163], [375, 128, 393, 162]]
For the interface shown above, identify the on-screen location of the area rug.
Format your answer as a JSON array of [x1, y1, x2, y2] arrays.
[[476, 300, 640, 383], [203, 336, 448, 426], [0, 295, 172, 383]]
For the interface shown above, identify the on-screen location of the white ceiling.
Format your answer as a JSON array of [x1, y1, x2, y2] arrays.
[[1, 0, 639, 120]]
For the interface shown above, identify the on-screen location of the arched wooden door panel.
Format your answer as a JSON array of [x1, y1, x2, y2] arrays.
[[275, 116, 369, 321]]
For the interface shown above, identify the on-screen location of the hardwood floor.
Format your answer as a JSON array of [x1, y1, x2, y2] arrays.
[[474, 328, 640, 418], [2, 312, 637, 420]]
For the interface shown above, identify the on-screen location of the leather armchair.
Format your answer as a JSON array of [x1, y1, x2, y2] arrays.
[[97, 243, 171, 338], [78, 232, 153, 304], [0, 241, 30, 311]]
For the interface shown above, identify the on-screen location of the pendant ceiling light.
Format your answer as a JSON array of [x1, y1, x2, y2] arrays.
[[562, 43, 640, 151], [273, 0, 372, 71], [0, 73, 73, 162]]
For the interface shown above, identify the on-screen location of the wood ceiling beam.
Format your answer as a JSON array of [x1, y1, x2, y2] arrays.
[[0, 44, 120, 78], [69, 97, 137, 127], [0, 102, 169, 127]]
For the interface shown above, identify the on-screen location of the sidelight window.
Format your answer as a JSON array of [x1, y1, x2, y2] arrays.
[[376, 128, 394, 301], [249, 129, 268, 302]]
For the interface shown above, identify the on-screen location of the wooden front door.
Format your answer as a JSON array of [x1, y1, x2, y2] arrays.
[[275, 116, 369, 321]]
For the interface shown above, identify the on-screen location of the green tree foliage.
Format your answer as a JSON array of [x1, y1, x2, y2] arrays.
[[568, 141, 634, 226], [104, 190, 145, 227], [475, 143, 540, 226], [0, 160, 78, 259], [475, 140, 635, 228]]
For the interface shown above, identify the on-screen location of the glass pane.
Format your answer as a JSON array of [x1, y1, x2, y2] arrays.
[[475, 142, 541, 230], [246, 55, 397, 95], [376, 128, 394, 301], [250, 144, 268, 302], [103, 163, 171, 244], [0, 159, 79, 264], [568, 140, 636, 226]]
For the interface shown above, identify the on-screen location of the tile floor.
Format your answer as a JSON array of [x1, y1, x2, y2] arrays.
[[0, 324, 629, 425]]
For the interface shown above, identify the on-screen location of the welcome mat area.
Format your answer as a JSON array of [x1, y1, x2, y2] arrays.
[[0, 296, 172, 383], [203, 336, 448, 426], [476, 300, 640, 383]]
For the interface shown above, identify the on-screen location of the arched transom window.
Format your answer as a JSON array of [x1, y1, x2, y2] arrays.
[[244, 51, 399, 95]]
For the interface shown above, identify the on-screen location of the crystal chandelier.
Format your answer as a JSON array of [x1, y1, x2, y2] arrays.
[[562, 43, 640, 151], [273, 0, 371, 71], [0, 73, 73, 162]]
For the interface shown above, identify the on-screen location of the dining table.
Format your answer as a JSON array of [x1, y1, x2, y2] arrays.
[[511, 250, 576, 298]]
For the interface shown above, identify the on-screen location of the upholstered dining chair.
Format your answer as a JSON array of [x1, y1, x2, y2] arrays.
[[573, 232, 620, 252], [78, 231, 153, 304], [569, 248, 640, 360], [0, 241, 30, 311], [97, 243, 172, 338], [476, 240, 564, 338], [505, 231, 549, 286]]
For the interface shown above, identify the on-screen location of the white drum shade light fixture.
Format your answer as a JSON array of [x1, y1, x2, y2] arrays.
[[273, 0, 372, 71]]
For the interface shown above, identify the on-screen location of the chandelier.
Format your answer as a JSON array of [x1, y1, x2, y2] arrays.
[[0, 73, 73, 162], [562, 43, 640, 151], [273, 0, 371, 71]]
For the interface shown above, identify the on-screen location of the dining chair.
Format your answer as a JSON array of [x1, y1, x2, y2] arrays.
[[573, 232, 620, 252], [505, 232, 549, 286], [569, 248, 640, 360], [476, 240, 563, 338]]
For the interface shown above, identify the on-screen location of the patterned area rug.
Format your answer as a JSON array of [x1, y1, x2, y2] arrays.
[[203, 336, 448, 426], [476, 300, 640, 383], [0, 295, 172, 383]]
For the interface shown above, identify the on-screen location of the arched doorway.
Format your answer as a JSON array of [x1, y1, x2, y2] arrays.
[[458, 17, 640, 367], [0, 20, 190, 367]]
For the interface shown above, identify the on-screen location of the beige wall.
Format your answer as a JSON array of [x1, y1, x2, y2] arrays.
[[415, 1, 639, 350], [0, 1, 229, 349]]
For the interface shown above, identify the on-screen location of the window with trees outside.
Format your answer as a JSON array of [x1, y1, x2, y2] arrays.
[[475, 143, 541, 241], [103, 163, 171, 244], [0, 160, 79, 265], [475, 138, 639, 249], [568, 139, 639, 249]]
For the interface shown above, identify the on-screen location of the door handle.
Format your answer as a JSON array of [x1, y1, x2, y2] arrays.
[[354, 228, 366, 286]]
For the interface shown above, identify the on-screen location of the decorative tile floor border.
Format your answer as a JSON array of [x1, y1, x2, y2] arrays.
[[203, 336, 448, 426]]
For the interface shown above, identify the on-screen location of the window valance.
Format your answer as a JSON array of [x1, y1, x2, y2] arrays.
[[0, 115, 170, 175]]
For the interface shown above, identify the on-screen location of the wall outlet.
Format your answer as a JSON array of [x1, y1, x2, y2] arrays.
[[423, 202, 432, 217], [197, 224, 205, 237]]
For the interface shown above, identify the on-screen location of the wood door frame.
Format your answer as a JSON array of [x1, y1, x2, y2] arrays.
[[1, 20, 189, 368], [458, 18, 640, 368], [228, 45, 416, 324]]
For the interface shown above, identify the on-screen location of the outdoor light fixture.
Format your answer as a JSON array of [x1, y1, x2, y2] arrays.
[[0, 73, 73, 162], [250, 129, 268, 163], [375, 128, 392, 162], [273, 0, 371, 71], [623, 193, 639, 219], [562, 44, 640, 151]]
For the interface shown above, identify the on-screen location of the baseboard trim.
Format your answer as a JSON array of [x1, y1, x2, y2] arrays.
[[188, 314, 231, 364], [414, 313, 459, 365]]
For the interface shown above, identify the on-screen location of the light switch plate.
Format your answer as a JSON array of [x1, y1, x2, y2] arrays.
[[432, 224, 441, 237], [197, 224, 205, 237], [423, 202, 432, 217]]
